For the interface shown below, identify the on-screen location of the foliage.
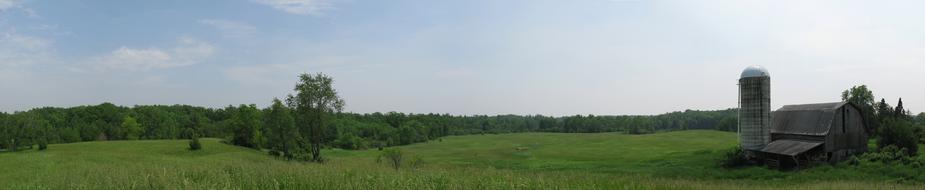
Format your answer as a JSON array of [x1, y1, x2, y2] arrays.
[[287, 73, 345, 162], [719, 145, 749, 168], [878, 118, 919, 155], [381, 148, 403, 170], [0, 73, 742, 155], [264, 98, 299, 159], [189, 137, 202, 151], [0, 102, 739, 153], [229, 104, 264, 149], [38, 140, 48, 150], [860, 145, 916, 164], [842, 85, 878, 134], [333, 132, 366, 150], [121, 116, 142, 140]]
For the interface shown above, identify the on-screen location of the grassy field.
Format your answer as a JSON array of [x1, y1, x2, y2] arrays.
[[0, 130, 920, 189]]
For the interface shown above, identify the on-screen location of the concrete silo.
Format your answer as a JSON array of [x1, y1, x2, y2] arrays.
[[738, 65, 771, 152]]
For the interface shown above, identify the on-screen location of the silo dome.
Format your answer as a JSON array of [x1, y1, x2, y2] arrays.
[[740, 65, 770, 78]]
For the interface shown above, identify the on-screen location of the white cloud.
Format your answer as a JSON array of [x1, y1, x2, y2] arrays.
[[0, 32, 53, 66], [252, 0, 333, 15], [0, 0, 18, 11], [92, 37, 214, 71], [198, 19, 257, 38]]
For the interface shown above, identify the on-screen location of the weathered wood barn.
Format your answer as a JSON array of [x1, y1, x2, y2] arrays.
[[758, 102, 868, 168]]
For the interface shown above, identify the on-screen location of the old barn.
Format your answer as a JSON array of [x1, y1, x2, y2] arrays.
[[759, 102, 869, 168]]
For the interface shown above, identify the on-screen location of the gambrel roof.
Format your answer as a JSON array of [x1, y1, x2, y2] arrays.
[[771, 102, 855, 136]]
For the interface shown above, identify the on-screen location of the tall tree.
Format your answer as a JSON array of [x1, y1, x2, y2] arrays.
[[230, 104, 264, 149], [895, 98, 907, 119], [875, 98, 893, 123], [287, 73, 345, 162], [265, 98, 298, 159], [121, 116, 143, 140], [842, 85, 877, 134]]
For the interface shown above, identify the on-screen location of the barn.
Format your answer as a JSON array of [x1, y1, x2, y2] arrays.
[[758, 102, 869, 168]]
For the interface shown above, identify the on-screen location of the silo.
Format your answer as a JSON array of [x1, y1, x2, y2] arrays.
[[738, 65, 770, 151]]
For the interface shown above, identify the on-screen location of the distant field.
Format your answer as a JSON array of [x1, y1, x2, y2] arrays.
[[0, 130, 920, 189]]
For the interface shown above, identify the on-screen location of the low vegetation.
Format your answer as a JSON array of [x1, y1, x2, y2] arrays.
[[720, 146, 748, 168], [189, 137, 202, 151], [1, 131, 923, 189]]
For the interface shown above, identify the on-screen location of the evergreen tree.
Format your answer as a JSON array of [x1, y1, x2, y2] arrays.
[[895, 98, 907, 119]]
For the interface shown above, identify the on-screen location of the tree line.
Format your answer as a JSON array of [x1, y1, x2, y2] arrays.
[[5, 76, 923, 162], [0, 104, 738, 151], [0, 75, 739, 157]]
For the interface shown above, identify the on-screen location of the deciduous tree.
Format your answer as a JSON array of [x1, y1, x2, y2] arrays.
[[287, 73, 345, 162]]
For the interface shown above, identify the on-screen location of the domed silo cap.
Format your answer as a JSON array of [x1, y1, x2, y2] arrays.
[[741, 65, 770, 78]]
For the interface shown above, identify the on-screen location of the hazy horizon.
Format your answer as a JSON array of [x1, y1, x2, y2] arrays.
[[2, 0, 923, 116]]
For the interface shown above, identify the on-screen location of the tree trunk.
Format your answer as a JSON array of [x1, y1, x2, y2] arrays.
[[311, 143, 321, 162]]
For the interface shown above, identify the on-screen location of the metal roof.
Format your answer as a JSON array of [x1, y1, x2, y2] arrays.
[[760, 139, 823, 156], [771, 102, 850, 136], [740, 65, 770, 78], [776, 102, 847, 111]]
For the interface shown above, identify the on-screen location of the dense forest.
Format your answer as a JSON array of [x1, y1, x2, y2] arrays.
[[0, 101, 738, 155]]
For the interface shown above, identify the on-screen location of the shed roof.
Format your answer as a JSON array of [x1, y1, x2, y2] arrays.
[[771, 102, 851, 136], [760, 139, 823, 156]]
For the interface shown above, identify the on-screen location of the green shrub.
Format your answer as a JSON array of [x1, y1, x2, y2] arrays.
[[38, 140, 48, 151], [878, 119, 918, 155], [860, 145, 913, 164], [720, 146, 749, 168], [846, 155, 860, 166], [382, 148, 403, 170], [333, 133, 367, 150], [189, 137, 202, 151]]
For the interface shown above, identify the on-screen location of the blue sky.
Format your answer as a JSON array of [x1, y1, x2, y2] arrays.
[[1, 0, 924, 116]]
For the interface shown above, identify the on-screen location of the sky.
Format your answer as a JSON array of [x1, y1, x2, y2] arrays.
[[1, 0, 923, 116]]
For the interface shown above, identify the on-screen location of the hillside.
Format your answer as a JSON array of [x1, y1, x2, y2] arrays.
[[0, 130, 920, 189]]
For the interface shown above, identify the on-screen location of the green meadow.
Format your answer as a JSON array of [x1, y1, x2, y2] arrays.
[[0, 130, 920, 189]]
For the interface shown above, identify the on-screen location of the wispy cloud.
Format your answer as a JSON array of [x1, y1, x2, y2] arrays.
[[251, 0, 333, 15], [198, 19, 257, 38], [91, 37, 215, 71], [0, 31, 54, 66], [0, 0, 18, 11]]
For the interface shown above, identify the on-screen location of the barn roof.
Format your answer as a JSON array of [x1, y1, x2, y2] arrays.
[[771, 102, 851, 136], [760, 139, 823, 156]]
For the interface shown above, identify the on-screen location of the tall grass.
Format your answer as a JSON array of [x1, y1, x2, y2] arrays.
[[0, 131, 921, 189]]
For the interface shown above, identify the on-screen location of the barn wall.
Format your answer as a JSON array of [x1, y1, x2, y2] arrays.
[[824, 105, 868, 160], [848, 105, 868, 152]]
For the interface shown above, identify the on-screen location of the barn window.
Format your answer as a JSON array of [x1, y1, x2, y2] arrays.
[[841, 108, 846, 133]]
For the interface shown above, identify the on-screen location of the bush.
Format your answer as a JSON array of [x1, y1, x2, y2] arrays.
[[860, 145, 913, 164], [333, 133, 367, 150], [38, 139, 48, 151], [381, 148, 403, 170], [189, 137, 202, 151], [878, 119, 919, 155], [720, 146, 749, 168], [846, 155, 860, 166]]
